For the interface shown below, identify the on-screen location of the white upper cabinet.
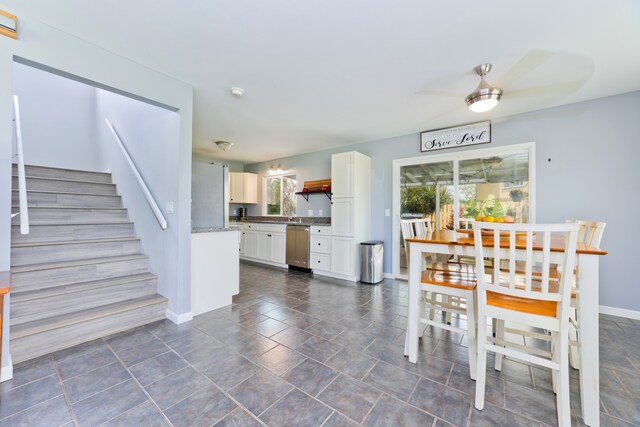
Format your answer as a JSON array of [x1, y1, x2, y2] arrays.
[[331, 152, 354, 198], [230, 172, 257, 204]]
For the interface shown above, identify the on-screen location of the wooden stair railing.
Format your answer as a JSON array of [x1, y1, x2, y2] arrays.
[[0, 271, 10, 369]]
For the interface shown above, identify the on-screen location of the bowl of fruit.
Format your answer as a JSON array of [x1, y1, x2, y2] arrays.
[[474, 215, 514, 223]]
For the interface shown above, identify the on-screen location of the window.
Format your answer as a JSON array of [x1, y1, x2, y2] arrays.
[[265, 175, 297, 216]]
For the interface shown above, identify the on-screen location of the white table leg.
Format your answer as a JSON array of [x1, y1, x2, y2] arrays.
[[407, 243, 422, 363], [578, 254, 599, 426]]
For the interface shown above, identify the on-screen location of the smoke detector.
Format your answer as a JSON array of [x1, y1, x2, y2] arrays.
[[230, 87, 245, 98]]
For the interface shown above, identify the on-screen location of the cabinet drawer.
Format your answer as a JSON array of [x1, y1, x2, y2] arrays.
[[310, 236, 330, 254], [310, 226, 331, 236], [311, 253, 330, 271]]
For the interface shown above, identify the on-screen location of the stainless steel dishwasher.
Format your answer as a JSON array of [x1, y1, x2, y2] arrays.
[[286, 225, 310, 269]]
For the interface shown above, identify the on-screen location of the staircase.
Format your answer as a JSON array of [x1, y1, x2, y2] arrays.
[[9, 164, 167, 363]]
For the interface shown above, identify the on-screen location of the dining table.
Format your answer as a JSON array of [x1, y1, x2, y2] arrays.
[[405, 230, 607, 427]]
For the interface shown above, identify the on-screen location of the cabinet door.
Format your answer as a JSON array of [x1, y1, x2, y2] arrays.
[[229, 172, 244, 203], [331, 236, 354, 276], [243, 173, 258, 204], [331, 152, 353, 198], [331, 198, 353, 236], [257, 232, 271, 260], [270, 233, 286, 264], [242, 230, 258, 258]]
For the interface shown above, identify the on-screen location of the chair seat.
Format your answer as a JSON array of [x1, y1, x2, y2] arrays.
[[486, 290, 558, 317], [421, 269, 477, 290]]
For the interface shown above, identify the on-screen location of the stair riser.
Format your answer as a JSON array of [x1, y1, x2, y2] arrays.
[[10, 300, 167, 364], [11, 278, 159, 325], [13, 192, 122, 208], [12, 176, 117, 196], [11, 223, 136, 244], [13, 164, 112, 184], [11, 209, 129, 225], [11, 258, 150, 291], [11, 240, 141, 266]]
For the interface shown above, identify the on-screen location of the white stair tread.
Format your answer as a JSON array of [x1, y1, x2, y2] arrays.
[[11, 237, 140, 248], [11, 254, 149, 273], [11, 272, 157, 302], [11, 294, 167, 339]]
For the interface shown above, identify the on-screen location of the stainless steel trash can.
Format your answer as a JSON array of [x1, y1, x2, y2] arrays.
[[360, 241, 384, 284]]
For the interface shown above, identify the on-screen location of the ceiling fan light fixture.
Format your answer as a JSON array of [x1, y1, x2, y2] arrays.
[[465, 63, 503, 113], [214, 140, 233, 151]]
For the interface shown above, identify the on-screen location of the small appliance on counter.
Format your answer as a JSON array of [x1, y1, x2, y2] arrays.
[[238, 207, 247, 220]]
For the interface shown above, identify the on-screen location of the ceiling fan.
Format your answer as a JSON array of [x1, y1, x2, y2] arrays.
[[418, 50, 587, 114]]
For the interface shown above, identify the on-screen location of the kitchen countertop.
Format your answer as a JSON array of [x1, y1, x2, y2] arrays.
[[230, 217, 331, 226], [191, 227, 240, 233]]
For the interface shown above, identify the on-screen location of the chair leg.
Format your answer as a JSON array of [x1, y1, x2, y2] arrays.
[[555, 330, 571, 426], [569, 307, 581, 370], [466, 290, 477, 380], [445, 295, 452, 324], [475, 311, 488, 410], [429, 291, 437, 320], [494, 319, 505, 371]]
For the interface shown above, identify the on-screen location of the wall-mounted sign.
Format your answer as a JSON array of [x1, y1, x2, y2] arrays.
[[0, 10, 17, 39], [420, 121, 491, 152]]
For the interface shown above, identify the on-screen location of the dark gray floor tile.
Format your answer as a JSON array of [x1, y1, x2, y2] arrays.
[[281, 358, 339, 396], [323, 411, 359, 426], [104, 401, 169, 426], [228, 370, 293, 416], [129, 351, 187, 386], [326, 347, 377, 380], [409, 377, 471, 426], [449, 363, 505, 406], [183, 345, 229, 371], [317, 374, 381, 423], [488, 358, 535, 389], [260, 388, 332, 426], [296, 335, 343, 363], [145, 366, 211, 410], [432, 340, 475, 368], [271, 326, 313, 349], [363, 394, 435, 426], [3, 356, 55, 390], [281, 311, 322, 329], [0, 395, 71, 427], [365, 322, 404, 342], [332, 329, 376, 351], [337, 316, 374, 332], [105, 326, 156, 353], [203, 353, 261, 390], [252, 344, 306, 376], [231, 335, 279, 359], [363, 309, 398, 325], [233, 311, 269, 327], [63, 361, 130, 403], [145, 318, 195, 342], [305, 320, 346, 340], [248, 300, 280, 314], [406, 351, 455, 385], [363, 361, 419, 401], [601, 390, 640, 425], [214, 408, 263, 426], [0, 375, 63, 419], [52, 338, 108, 363], [165, 328, 224, 356], [504, 380, 559, 426], [255, 318, 290, 337], [116, 338, 170, 367], [72, 379, 147, 426], [57, 346, 117, 380], [164, 384, 237, 427], [469, 403, 540, 426]]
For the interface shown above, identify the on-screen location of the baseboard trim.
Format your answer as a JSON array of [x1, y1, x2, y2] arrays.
[[599, 305, 640, 320], [166, 309, 193, 324], [383, 272, 394, 279], [1, 354, 13, 382]]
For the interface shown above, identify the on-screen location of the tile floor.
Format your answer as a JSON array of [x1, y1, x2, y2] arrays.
[[1, 262, 639, 426]]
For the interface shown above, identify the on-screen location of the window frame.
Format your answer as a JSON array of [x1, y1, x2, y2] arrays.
[[263, 173, 297, 217]]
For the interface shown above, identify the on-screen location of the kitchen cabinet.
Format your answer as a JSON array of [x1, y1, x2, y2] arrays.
[[242, 229, 258, 258], [330, 198, 353, 237], [230, 172, 258, 204], [270, 233, 286, 264], [331, 152, 353, 198], [330, 236, 355, 277], [239, 223, 287, 267], [310, 226, 331, 272]]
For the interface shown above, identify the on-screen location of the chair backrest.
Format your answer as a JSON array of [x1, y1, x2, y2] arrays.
[[473, 222, 579, 309], [566, 219, 605, 248], [400, 218, 433, 271]]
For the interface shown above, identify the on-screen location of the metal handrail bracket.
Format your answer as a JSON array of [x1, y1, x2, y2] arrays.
[[104, 118, 168, 230], [13, 95, 29, 235]]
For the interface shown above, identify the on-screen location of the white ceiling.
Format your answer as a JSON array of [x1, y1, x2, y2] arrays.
[[6, 1, 640, 163]]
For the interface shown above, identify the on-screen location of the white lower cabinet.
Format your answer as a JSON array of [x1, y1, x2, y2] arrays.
[[240, 223, 287, 266], [242, 230, 258, 258], [310, 226, 331, 272], [269, 232, 286, 264], [256, 232, 270, 260], [310, 253, 330, 271], [330, 236, 354, 277]]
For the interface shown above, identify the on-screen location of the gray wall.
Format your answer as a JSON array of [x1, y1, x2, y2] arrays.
[[12, 62, 100, 171], [245, 91, 640, 311]]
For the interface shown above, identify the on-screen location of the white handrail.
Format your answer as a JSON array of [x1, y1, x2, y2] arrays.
[[13, 95, 29, 235], [104, 118, 168, 230]]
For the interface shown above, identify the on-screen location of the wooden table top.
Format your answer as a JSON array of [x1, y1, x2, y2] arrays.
[[406, 230, 608, 256], [0, 271, 10, 295]]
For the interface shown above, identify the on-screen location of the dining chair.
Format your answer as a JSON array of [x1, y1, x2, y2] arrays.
[[473, 221, 579, 427]]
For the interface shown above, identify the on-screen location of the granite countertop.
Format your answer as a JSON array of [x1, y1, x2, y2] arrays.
[[230, 216, 331, 226], [191, 227, 240, 233]]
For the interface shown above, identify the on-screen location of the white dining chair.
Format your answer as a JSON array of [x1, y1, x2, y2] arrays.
[[473, 221, 579, 427]]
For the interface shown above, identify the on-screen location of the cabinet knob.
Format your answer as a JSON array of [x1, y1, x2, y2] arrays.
[[317, 243, 321, 246]]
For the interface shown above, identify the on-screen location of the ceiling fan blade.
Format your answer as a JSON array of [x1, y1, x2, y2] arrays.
[[507, 80, 586, 98], [496, 50, 555, 87], [415, 89, 465, 97]]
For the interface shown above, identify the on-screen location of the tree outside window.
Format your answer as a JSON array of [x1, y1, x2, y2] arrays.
[[266, 175, 296, 216]]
